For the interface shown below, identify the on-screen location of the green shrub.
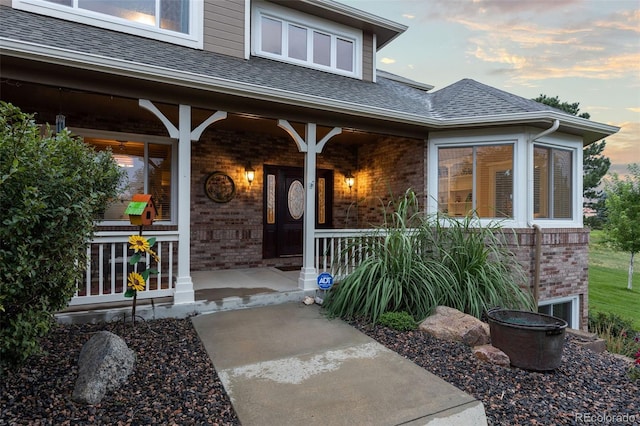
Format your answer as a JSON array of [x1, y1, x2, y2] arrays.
[[0, 102, 123, 372], [588, 311, 636, 337], [378, 311, 417, 331], [323, 189, 533, 324]]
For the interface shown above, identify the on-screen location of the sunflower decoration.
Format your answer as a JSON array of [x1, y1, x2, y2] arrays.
[[127, 272, 146, 292], [128, 235, 150, 253], [124, 234, 159, 300]]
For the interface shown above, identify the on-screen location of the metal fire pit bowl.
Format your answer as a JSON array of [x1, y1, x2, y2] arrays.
[[487, 308, 568, 371]]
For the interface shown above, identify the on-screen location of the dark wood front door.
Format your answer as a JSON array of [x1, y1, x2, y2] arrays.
[[263, 165, 333, 258]]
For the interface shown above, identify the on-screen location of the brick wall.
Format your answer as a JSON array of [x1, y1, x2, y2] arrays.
[[189, 127, 358, 270], [355, 136, 426, 226], [507, 228, 590, 329]]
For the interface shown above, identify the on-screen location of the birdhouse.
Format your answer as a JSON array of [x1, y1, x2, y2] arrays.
[[124, 194, 157, 226]]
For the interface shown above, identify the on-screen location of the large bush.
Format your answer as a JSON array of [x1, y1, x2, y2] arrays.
[[0, 102, 123, 372]]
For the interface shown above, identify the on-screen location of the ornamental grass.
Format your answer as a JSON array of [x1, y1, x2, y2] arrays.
[[323, 189, 533, 324]]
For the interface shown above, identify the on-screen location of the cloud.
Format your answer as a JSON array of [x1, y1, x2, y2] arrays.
[[628, 107, 640, 113], [602, 121, 640, 168], [380, 57, 396, 64], [402, 13, 415, 19], [418, 1, 640, 85]]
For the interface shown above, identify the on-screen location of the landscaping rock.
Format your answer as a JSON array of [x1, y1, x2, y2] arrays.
[[72, 331, 136, 405], [419, 306, 490, 346], [473, 344, 511, 367], [568, 328, 607, 353]]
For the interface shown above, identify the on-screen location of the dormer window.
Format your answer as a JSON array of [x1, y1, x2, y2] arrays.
[[13, 0, 203, 49], [252, 2, 362, 78]]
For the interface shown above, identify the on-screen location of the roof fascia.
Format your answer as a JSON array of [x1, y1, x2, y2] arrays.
[[275, 0, 407, 49], [1, 38, 618, 143]]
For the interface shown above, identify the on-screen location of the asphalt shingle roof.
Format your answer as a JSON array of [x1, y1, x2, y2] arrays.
[[0, 6, 586, 123]]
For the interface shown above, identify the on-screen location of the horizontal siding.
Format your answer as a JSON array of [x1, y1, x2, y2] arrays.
[[203, 0, 245, 59], [362, 32, 374, 82]]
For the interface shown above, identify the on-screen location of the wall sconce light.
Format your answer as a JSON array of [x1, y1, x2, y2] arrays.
[[345, 170, 355, 191], [245, 165, 255, 186]]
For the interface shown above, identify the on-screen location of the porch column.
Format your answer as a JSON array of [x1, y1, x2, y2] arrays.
[[139, 100, 227, 305], [278, 120, 342, 290]]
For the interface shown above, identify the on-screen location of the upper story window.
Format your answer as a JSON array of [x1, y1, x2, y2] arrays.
[[437, 144, 514, 219], [252, 2, 362, 78], [13, 0, 203, 49]]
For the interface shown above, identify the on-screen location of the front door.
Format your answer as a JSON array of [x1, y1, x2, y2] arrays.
[[263, 165, 333, 258]]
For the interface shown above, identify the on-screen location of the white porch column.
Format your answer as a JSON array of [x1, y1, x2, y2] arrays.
[[174, 105, 194, 304], [278, 120, 341, 290], [139, 100, 226, 305]]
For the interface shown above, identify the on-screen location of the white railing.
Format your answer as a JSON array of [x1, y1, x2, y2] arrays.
[[314, 229, 378, 280], [70, 231, 178, 306]]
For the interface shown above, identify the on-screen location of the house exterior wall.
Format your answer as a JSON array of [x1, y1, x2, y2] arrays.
[[507, 228, 590, 330], [189, 126, 358, 270], [203, 0, 245, 58], [355, 136, 427, 226], [362, 32, 374, 83]]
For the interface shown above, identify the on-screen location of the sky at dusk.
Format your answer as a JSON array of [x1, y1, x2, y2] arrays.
[[342, 0, 640, 177]]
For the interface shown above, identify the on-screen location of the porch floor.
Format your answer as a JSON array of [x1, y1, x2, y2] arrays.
[[192, 267, 300, 301], [58, 267, 306, 323]]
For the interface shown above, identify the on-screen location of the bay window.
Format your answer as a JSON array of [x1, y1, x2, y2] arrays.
[[438, 144, 514, 218], [534, 146, 573, 219]]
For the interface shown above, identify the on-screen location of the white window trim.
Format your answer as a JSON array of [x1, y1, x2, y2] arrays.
[[13, 0, 204, 49], [528, 134, 583, 228], [428, 130, 522, 228], [429, 128, 584, 229], [68, 127, 177, 226], [251, 0, 362, 78], [538, 295, 580, 329]]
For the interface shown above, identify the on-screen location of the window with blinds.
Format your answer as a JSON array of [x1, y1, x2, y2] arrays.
[[534, 146, 572, 219]]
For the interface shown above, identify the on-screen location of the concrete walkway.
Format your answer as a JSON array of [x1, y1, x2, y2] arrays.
[[191, 303, 487, 426]]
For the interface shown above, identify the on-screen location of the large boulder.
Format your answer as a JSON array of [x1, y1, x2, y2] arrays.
[[419, 306, 490, 346], [72, 331, 136, 405]]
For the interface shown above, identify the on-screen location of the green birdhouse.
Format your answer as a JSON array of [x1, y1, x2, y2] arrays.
[[124, 194, 157, 226]]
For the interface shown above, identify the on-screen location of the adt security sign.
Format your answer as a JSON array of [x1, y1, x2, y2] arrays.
[[317, 272, 334, 290]]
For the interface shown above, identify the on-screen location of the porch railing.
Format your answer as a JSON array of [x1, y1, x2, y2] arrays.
[[314, 229, 378, 280], [70, 231, 178, 306]]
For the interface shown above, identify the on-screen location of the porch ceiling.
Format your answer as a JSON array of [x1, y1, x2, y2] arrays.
[[0, 72, 386, 146]]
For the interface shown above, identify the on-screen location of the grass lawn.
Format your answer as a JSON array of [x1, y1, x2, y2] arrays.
[[589, 230, 640, 330]]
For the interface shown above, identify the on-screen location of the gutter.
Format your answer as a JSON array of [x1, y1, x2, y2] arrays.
[[527, 119, 559, 309]]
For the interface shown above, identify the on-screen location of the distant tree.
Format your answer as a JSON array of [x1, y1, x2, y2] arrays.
[[533, 95, 611, 224], [604, 164, 640, 290]]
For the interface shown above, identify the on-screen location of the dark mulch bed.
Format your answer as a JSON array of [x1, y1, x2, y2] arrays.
[[2, 315, 638, 425], [351, 320, 640, 425], [1, 318, 240, 426]]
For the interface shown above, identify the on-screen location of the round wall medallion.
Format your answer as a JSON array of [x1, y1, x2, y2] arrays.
[[288, 180, 304, 219], [205, 171, 236, 203]]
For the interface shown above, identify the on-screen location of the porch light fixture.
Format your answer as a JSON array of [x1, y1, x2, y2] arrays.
[[245, 165, 255, 186], [345, 170, 355, 191]]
